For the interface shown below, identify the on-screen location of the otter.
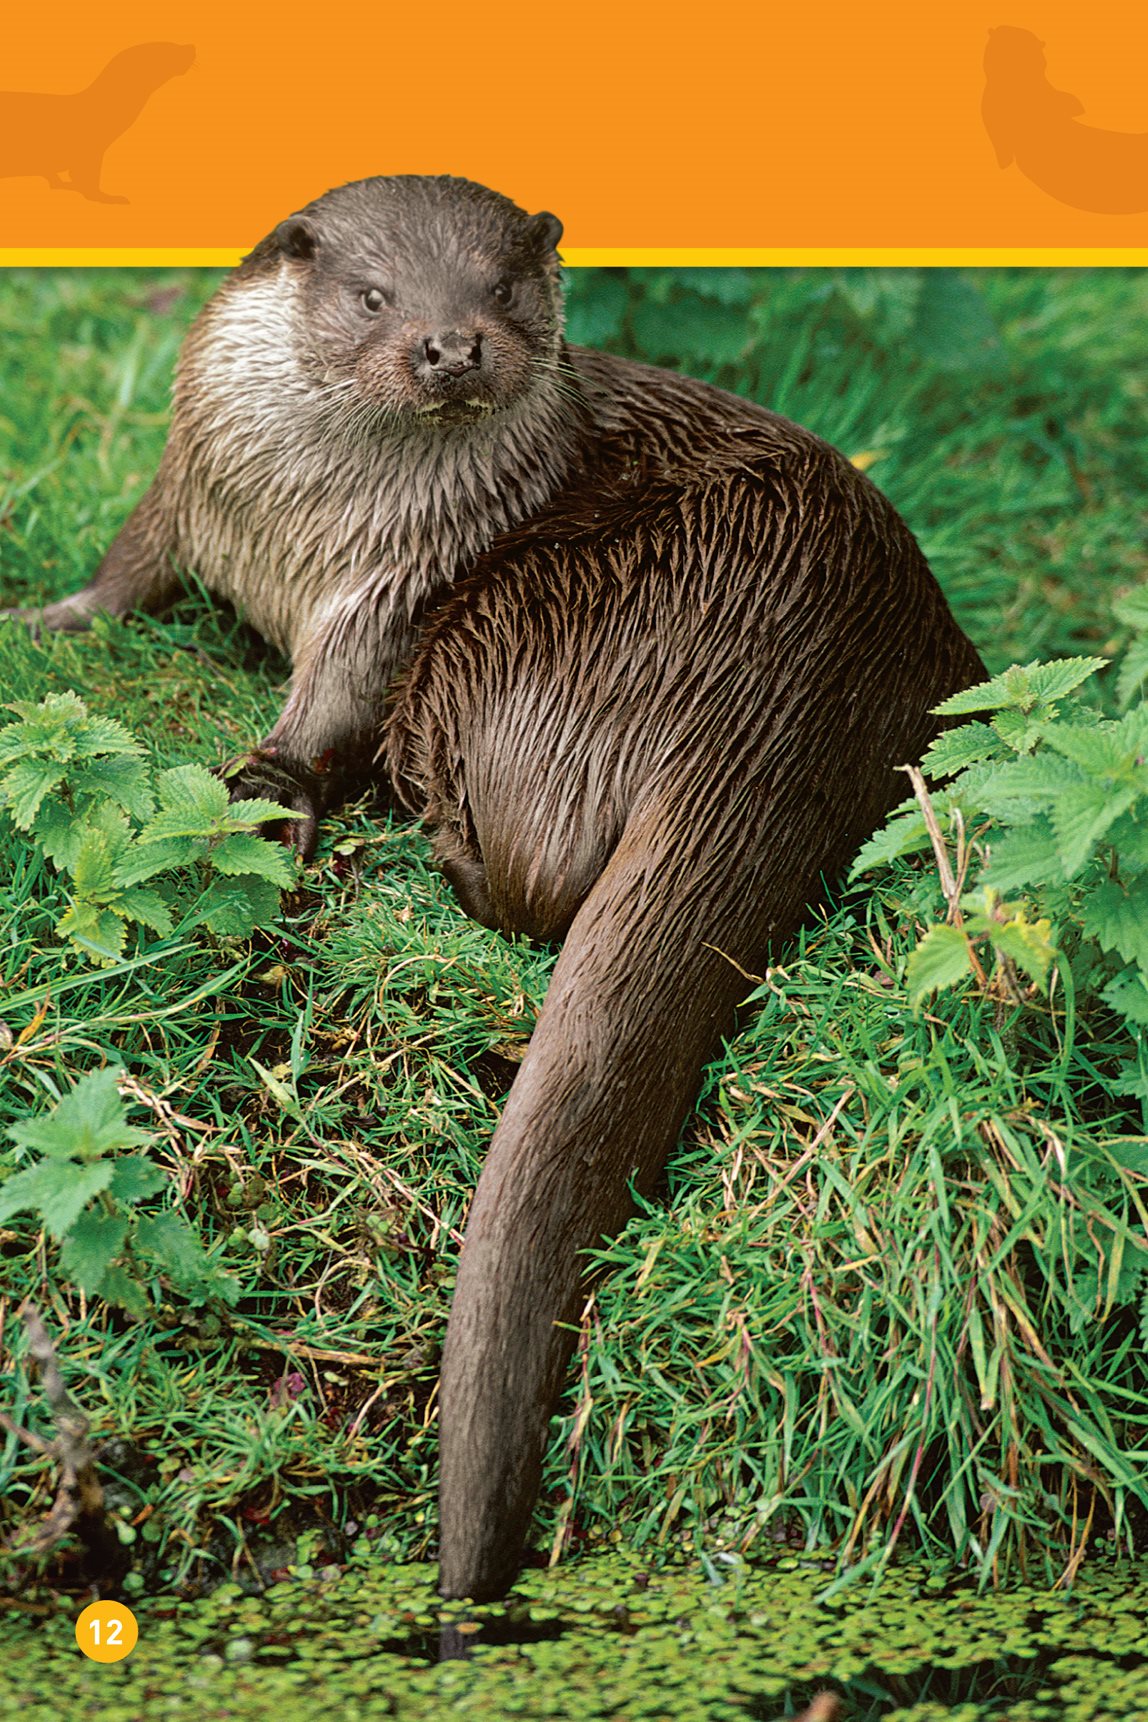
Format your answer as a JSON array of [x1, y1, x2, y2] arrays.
[[0, 44, 195, 205], [981, 27, 1148, 215], [9, 175, 984, 1601]]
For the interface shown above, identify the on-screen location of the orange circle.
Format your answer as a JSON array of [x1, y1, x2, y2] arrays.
[[75, 1601, 139, 1663]]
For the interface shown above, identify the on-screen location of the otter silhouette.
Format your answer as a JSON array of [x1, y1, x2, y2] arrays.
[[982, 26, 1148, 215], [0, 43, 194, 204]]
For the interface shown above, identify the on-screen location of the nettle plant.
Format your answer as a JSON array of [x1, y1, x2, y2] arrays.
[[0, 1067, 236, 1312], [0, 691, 297, 963], [853, 589, 1148, 1097]]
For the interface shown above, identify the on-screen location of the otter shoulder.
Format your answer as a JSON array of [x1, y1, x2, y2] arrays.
[[565, 345, 838, 475]]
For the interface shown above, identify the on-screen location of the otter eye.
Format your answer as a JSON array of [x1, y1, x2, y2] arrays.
[[361, 287, 389, 314], [491, 280, 513, 307]]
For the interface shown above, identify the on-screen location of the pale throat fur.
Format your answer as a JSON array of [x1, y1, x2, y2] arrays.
[[163, 267, 586, 660]]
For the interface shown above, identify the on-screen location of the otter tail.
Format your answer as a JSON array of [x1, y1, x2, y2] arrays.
[[436, 793, 783, 1600]]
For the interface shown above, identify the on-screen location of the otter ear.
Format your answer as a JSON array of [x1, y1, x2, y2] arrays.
[[525, 211, 563, 255], [275, 215, 320, 260]]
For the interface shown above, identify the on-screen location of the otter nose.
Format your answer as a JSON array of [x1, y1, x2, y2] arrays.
[[422, 331, 482, 377]]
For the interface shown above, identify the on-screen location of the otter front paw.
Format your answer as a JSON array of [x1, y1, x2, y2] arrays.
[[218, 749, 323, 861], [1, 595, 100, 637]]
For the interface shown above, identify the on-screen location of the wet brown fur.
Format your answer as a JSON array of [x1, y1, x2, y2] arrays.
[[388, 361, 983, 1598], [11, 177, 984, 1602]]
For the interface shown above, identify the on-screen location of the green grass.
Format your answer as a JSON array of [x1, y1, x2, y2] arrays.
[[0, 266, 1146, 1600]]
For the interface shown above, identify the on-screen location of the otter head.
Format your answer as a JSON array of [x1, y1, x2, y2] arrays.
[[250, 176, 565, 431]]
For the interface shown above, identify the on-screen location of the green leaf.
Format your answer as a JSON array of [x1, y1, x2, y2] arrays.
[[134, 1212, 213, 1289], [69, 831, 117, 898], [108, 1155, 168, 1203], [141, 763, 231, 837], [990, 708, 1051, 755], [906, 923, 975, 1005], [69, 713, 143, 758], [980, 819, 1066, 892], [58, 1210, 131, 1294], [1043, 715, 1148, 776], [122, 836, 202, 876], [219, 798, 305, 831], [1052, 782, 1140, 876], [1083, 878, 1148, 970], [8, 1067, 152, 1161], [1024, 658, 1110, 703], [934, 658, 1106, 717], [0, 757, 67, 828], [56, 900, 129, 963], [919, 722, 1002, 778], [113, 886, 175, 935], [97, 1264, 151, 1317], [1102, 969, 1148, 1028], [211, 831, 295, 886], [196, 874, 281, 937], [849, 803, 931, 878], [70, 755, 155, 820], [977, 753, 1078, 814], [0, 1157, 114, 1238]]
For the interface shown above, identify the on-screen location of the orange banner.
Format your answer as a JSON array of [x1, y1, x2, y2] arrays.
[[2, 1, 1147, 258]]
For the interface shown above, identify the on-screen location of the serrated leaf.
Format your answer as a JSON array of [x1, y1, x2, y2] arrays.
[[70, 755, 155, 819], [57, 901, 129, 963], [212, 831, 295, 885], [980, 819, 1066, 892], [124, 835, 202, 875], [134, 1212, 210, 1285], [108, 1155, 168, 1203], [1052, 782, 1140, 876], [990, 708, 1050, 755], [114, 886, 174, 935], [8, 1067, 151, 1160], [1083, 878, 1148, 970], [1102, 969, 1148, 1028], [849, 804, 931, 878], [221, 798, 304, 831], [58, 1210, 130, 1293], [934, 657, 1105, 717], [1043, 717, 1148, 777], [68, 832, 117, 897], [906, 923, 975, 1004], [1024, 657, 1109, 702], [144, 763, 231, 835], [70, 713, 144, 758], [1104, 812, 1148, 868], [0, 757, 67, 828], [920, 722, 1002, 778], [977, 754, 1079, 817], [0, 1157, 114, 1238], [97, 1265, 151, 1317], [196, 873, 281, 937]]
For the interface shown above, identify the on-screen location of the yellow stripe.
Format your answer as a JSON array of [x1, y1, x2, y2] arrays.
[[1, 246, 1147, 268]]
